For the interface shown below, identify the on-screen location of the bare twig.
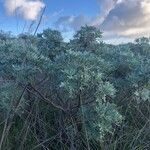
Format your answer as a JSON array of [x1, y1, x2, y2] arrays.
[[34, 6, 46, 36]]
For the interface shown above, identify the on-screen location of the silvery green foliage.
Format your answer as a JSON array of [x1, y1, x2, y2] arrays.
[[134, 83, 150, 103], [54, 49, 123, 140], [0, 37, 51, 115], [0, 82, 14, 112], [82, 102, 122, 140], [0, 37, 51, 83], [37, 28, 65, 60], [96, 41, 150, 92], [1, 27, 149, 148], [69, 25, 102, 52], [0, 31, 123, 142], [74, 26, 102, 47], [55, 50, 111, 99]]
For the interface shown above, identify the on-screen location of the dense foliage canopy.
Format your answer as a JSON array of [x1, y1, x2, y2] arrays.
[[0, 27, 150, 150]]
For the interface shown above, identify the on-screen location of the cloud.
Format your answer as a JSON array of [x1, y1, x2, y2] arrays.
[[90, 0, 118, 26], [51, 9, 64, 18], [54, 0, 120, 31], [54, 0, 150, 42], [4, 0, 45, 20], [54, 15, 89, 31], [101, 0, 150, 39]]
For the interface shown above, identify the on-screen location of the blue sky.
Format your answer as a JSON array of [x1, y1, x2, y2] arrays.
[[0, 0, 150, 43], [0, 0, 98, 33]]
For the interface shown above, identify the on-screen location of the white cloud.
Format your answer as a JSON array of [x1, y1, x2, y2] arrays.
[[101, 0, 150, 39], [51, 9, 64, 18], [54, 0, 150, 43], [90, 0, 118, 26], [54, 15, 89, 31], [4, 0, 45, 20]]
